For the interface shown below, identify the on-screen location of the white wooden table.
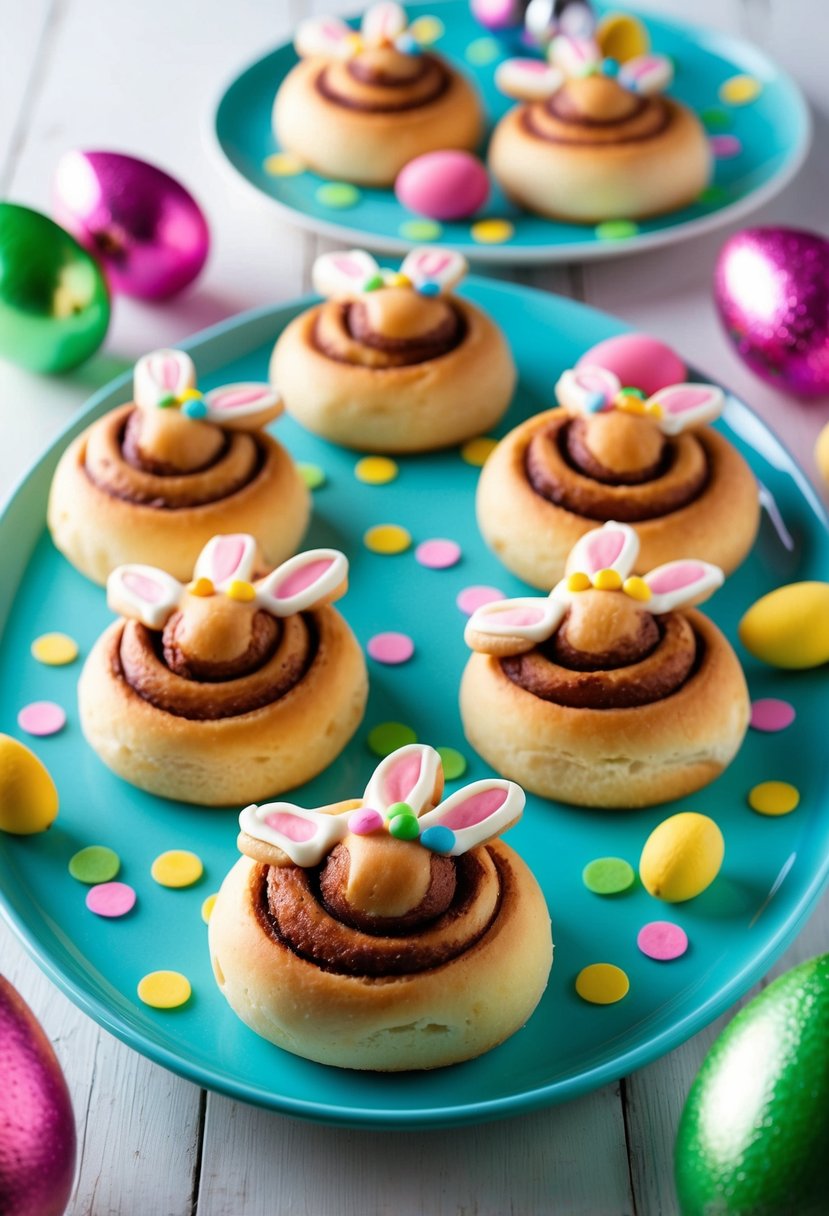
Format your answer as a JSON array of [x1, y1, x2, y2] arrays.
[[1, 0, 827, 1211]]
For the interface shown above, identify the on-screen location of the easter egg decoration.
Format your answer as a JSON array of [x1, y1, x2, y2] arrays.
[[470, 0, 529, 31], [0, 735, 59, 835], [639, 812, 724, 903], [0, 976, 76, 1216], [675, 954, 829, 1216], [53, 151, 210, 300], [395, 151, 490, 221], [0, 203, 109, 374], [739, 582, 829, 669], [577, 333, 687, 397]]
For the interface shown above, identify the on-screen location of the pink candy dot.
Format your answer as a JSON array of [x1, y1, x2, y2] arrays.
[[415, 538, 462, 570], [750, 698, 796, 733], [17, 701, 66, 737], [711, 134, 742, 159], [456, 585, 506, 616], [348, 808, 384, 835], [85, 882, 137, 918], [367, 632, 415, 665], [637, 921, 688, 961]]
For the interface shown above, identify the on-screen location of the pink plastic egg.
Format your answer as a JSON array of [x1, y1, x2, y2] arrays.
[[53, 150, 210, 300], [395, 151, 490, 221], [578, 333, 687, 396]]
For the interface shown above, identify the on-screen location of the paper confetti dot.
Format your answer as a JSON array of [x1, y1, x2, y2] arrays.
[[471, 219, 514, 245], [410, 14, 444, 43], [367, 721, 418, 757], [415, 538, 461, 570], [17, 701, 66, 737], [711, 134, 742, 159], [86, 882, 136, 918], [637, 921, 688, 961], [364, 524, 412, 554], [595, 220, 639, 241], [201, 894, 218, 924], [400, 219, 443, 242], [264, 152, 306, 176], [698, 184, 730, 207], [298, 462, 326, 490], [31, 632, 78, 666], [465, 36, 499, 65], [750, 698, 796, 733], [719, 74, 762, 106], [583, 857, 635, 896], [575, 963, 630, 1005], [700, 107, 731, 131], [456, 585, 506, 616], [151, 850, 204, 888], [316, 182, 360, 209], [367, 632, 415, 665], [69, 846, 120, 885], [748, 781, 800, 817], [460, 436, 498, 466], [356, 456, 398, 485], [138, 970, 191, 1010], [437, 746, 467, 780]]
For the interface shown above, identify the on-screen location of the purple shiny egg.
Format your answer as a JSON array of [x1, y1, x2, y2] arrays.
[[53, 150, 210, 300], [714, 227, 829, 399], [470, 0, 528, 30]]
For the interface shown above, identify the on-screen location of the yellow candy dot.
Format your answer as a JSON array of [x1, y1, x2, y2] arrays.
[[567, 572, 592, 593], [623, 576, 651, 602], [355, 456, 399, 485], [364, 524, 412, 555], [460, 436, 498, 467], [179, 388, 203, 403], [593, 568, 623, 591], [386, 273, 411, 288], [151, 850, 204, 889], [618, 395, 647, 415], [471, 219, 514, 245], [137, 970, 192, 1010], [226, 580, 256, 602], [264, 152, 307, 176], [409, 15, 444, 44], [201, 893, 218, 924], [719, 74, 762, 106], [31, 632, 78, 666], [748, 781, 800, 817], [188, 577, 214, 597], [575, 963, 630, 1005], [596, 12, 650, 62], [646, 402, 664, 419]]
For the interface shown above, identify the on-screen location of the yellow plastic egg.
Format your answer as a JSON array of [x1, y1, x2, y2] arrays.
[[0, 734, 59, 835], [815, 420, 829, 488], [639, 812, 724, 903], [739, 582, 829, 669]]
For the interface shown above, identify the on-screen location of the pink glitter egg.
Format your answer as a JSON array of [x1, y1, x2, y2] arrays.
[[578, 334, 687, 396], [395, 151, 490, 221]]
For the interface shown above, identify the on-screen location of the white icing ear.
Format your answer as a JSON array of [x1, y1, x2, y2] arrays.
[[361, 1, 407, 45], [107, 564, 182, 629], [558, 1, 596, 38], [202, 383, 282, 431], [363, 744, 442, 817], [464, 596, 566, 653], [556, 365, 621, 415], [256, 549, 348, 615], [134, 349, 196, 409], [295, 15, 355, 59], [193, 534, 258, 588], [643, 560, 724, 614], [494, 57, 564, 101], [312, 250, 381, 299], [648, 384, 724, 436], [548, 33, 602, 77], [239, 802, 350, 867], [399, 248, 468, 293], [565, 521, 639, 579], [418, 780, 525, 855], [619, 54, 673, 95]]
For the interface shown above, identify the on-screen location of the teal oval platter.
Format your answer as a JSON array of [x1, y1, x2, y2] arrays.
[[2, 277, 828, 1128], [210, 0, 811, 263]]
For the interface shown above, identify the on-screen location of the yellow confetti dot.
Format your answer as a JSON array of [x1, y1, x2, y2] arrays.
[[593, 568, 623, 591], [226, 579, 256, 602], [188, 577, 214, 597], [623, 576, 651, 602], [596, 13, 650, 63], [264, 152, 307, 176], [748, 781, 800, 817], [409, 14, 444, 44], [201, 893, 218, 924], [471, 219, 514, 245], [364, 524, 412, 555], [151, 850, 204, 889], [575, 963, 630, 1005], [31, 632, 78, 666], [566, 572, 592, 593], [137, 970, 192, 1009], [355, 456, 399, 485], [460, 436, 498, 467], [719, 74, 762, 106]]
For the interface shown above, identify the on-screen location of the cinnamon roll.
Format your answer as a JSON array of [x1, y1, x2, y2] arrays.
[[78, 534, 367, 806], [273, 4, 482, 185], [461, 522, 749, 808], [48, 349, 309, 585], [209, 744, 552, 1070], [271, 248, 516, 452]]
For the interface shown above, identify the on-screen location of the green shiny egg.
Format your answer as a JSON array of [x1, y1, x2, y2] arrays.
[[0, 202, 109, 373]]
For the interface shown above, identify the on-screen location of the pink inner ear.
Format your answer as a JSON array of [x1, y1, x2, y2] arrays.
[[212, 387, 267, 410], [660, 387, 711, 413], [514, 58, 554, 74], [275, 558, 334, 600], [413, 252, 452, 277], [574, 369, 612, 395], [332, 255, 366, 278], [648, 562, 705, 593], [585, 531, 624, 573], [441, 787, 508, 830], [489, 607, 545, 627], [323, 18, 347, 38], [211, 537, 246, 583], [151, 355, 181, 391], [384, 752, 423, 805], [264, 811, 317, 842], [122, 572, 164, 603]]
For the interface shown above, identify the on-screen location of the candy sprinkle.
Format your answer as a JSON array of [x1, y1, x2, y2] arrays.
[[719, 74, 762, 106], [264, 152, 307, 176], [710, 134, 742, 160], [17, 701, 66, 737], [583, 857, 635, 896], [700, 107, 731, 131], [575, 963, 630, 1005], [151, 849, 204, 888], [465, 36, 499, 65], [750, 698, 796, 733], [415, 538, 461, 570], [470, 219, 514, 245], [399, 219, 443, 242], [460, 436, 498, 467], [201, 894, 218, 924], [367, 632, 415, 665], [69, 846, 120, 885], [31, 632, 78, 666], [748, 781, 800, 817], [367, 721, 418, 757], [698, 184, 730, 207], [315, 182, 360, 209], [298, 462, 326, 490], [409, 14, 444, 44], [436, 746, 467, 780], [364, 524, 412, 555], [86, 882, 137, 919], [595, 220, 639, 241], [456, 585, 506, 616], [137, 970, 191, 1010], [637, 921, 688, 961], [355, 456, 398, 485]]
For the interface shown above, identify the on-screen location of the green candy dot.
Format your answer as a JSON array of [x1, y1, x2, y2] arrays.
[[582, 856, 635, 896], [69, 845, 121, 885], [389, 814, 420, 841], [595, 220, 639, 241], [157, 393, 177, 408], [316, 182, 360, 209], [399, 219, 443, 242], [437, 746, 467, 780], [364, 274, 384, 291], [386, 801, 415, 821], [465, 36, 499, 66], [298, 462, 326, 490], [619, 386, 645, 399], [367, 721, 418, 757], [700, 107, 731, 132]]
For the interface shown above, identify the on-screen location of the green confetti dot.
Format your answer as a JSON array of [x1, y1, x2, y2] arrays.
[[465, 36, 499, 65], [582, 856, 635, 896], [399, 219, 443, 242], [437, 746, 467, 780], [389, 813, 420, 840], [700, 107, 731, 132], [69, 846, 121, 885], [698, 184, 730, 208], [298, 462, 326, 490], [595, 220, 639, 241], [367, 721, 418, 757], [316, 182, 360, 209]]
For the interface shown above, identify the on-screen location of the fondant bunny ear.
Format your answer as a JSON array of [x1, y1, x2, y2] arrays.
[[362, 1, 407, 45], [202, 383, 283, 431], [312, 250, 382, 299], [647, 384, 724, 437], [556, 365, 621, 415], [548, 33, 602, 77], [193, 534, 258, 588], [134, 349, 196, 409], [256, 549, 348, 615], [643, 560, 724, 614], [107, 564, 182, 629], [618, 54, 673, 96], [565, 521, 639, 579], [557, 1, 596, 38], [399, 248, 467, 293], [494, 58, 564, 101], [363, 744, 443, 817], [295, 14, 355, 59], [464, 596, 566, 656], [418, 780, 525, 855], [238, 802, 351, 867]]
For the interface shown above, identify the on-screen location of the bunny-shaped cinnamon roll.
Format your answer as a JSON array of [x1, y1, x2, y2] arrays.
[[273, 1, 482, 185], [461, 521, 749, 808], [48, 349, 309, 584], [78, 534, 367, 805], [209, 744, 552, 1070], [271, 247, 516, 452]]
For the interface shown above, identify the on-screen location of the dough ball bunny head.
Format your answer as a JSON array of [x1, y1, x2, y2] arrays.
[[312, 247, 467, 302], [294, 2, 422, 62]]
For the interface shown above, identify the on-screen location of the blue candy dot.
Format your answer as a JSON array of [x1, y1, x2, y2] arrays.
[[182, 398, 208, 419], [418, 281, 440, 297], [420, 825, 456, 854], [586, 391, 607, 413], [602, 57, 620, 77]]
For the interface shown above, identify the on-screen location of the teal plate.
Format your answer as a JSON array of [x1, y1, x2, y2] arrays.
[[210, 0, 811, 263], [1, 278, 828, 1128]]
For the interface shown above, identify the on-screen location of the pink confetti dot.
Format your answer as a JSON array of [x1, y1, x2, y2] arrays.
[[17, 701, 66, 737], [456, 585, 506, 616], [85, 882, 137, 918], [710, 134, 742, 159], [415, 538, 462, 570], [367, 632, 415, 665], [637, 921, 688, 961], [750, 698, 796, 733]]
